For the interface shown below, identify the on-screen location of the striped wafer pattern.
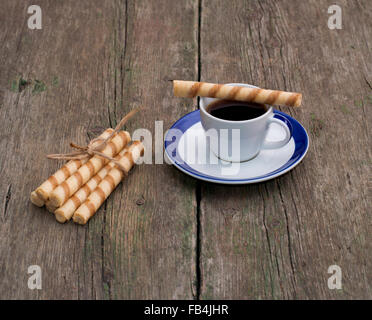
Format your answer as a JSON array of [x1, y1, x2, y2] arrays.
[[31, 129, 114, 205], [173, 80, 302, 107], [35, 158, 89, 202], [73, 141, 144, 225], [48, 130, 131, 208], [54, 147, 129, 223]]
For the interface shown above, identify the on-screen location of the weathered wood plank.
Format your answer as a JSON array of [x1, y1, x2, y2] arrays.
[[199, 0, 371, 299], [95, 0, 199, 299], [1, 0, 370, 300], [0, 0, 198, 299], [0, 0, 120, 300]]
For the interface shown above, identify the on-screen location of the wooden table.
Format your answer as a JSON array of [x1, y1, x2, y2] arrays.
[[0, 0, 371, 299]]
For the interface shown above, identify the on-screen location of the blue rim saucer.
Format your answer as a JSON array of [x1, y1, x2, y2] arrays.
[[164, 109, 309, 184]]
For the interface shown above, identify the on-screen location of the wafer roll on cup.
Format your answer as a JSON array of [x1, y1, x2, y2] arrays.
[[54, 147, 129, 223], [173, 80, 302, 107], [73, 141, 144, 225], [48, 130, 131, 208], [30, 128, 114, 206]]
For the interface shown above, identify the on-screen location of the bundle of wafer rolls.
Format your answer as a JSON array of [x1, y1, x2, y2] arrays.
[[172, 80, 302, 107], [30, 111, 144, 225]]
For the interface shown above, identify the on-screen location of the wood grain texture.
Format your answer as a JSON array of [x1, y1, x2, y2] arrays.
[[0, 0, 370, 300], [96, 0, 199, 299], [199, 0, 371, 299], [0, 0, 198, 299]]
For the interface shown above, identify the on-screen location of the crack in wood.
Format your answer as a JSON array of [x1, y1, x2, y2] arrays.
[[276, 180, 297, 297], [289, 172, 302, 233], [2, 184, 11, 220], [364, 75, 372, 91], [75, 226, 81, 300], [257, 1, 268, 87], [260, 184, 275, 297], [194, 0, 202, 301], [107, 104, 114, 128], [101, 200, 112, 300], [120, 0, 128, 113], [195, 183, 201, 300]]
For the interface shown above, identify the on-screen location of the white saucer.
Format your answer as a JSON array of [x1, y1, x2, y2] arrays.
[[164, 110, 309, 184]]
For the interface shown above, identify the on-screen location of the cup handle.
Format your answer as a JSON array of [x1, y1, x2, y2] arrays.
[[261, 114, 292, 149]]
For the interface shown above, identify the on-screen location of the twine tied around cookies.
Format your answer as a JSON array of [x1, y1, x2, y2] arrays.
[[47, 109, 139, 174]]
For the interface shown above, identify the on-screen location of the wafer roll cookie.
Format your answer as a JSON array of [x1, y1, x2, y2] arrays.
[[49, 131, 131, 208], [45, 200, 58, 213], [30, 191, 45, 207], [173, 80, 302, 107], [32, 129, 114, 204], [54, 147, 129, 223], [73, 141, 144, 225], [35, 158, 89, 202]]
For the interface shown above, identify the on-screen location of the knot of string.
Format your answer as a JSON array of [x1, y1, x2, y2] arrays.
[[47, 109, 139, 174]]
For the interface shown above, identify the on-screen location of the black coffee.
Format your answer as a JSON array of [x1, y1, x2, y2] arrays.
[[206, 100, 267, 121]]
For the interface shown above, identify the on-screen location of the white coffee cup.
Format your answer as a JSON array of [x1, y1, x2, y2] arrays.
[[199, 83, 292, 162]]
